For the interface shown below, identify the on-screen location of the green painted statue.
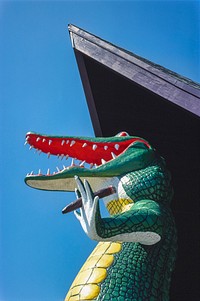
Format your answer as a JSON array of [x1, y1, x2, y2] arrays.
[[25, 131, 177, 301]]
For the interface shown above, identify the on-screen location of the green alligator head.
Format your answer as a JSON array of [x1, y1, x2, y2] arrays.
[[25, 131, 156, 192]]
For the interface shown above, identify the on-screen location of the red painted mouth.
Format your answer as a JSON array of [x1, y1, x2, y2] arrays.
[[25, 132, 150, 166]]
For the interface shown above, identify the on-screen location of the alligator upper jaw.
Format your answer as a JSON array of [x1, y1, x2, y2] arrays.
[[24, 131, 151, 191]]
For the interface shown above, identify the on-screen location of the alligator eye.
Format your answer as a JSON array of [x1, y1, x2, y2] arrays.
[[116, 131, 129, 137]]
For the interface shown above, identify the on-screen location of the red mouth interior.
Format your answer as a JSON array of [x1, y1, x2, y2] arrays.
[[26, 133, 150, 166]]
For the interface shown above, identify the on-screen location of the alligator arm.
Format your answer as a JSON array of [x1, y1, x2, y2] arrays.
[[74, 176, 163, 245]]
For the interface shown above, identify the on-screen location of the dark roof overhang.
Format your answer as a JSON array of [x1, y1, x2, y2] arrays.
[[69, 24, 200, 136]]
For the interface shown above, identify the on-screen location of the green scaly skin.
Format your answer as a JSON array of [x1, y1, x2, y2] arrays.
[[94, 160, 177, 300], [25, 131, 177, 301]]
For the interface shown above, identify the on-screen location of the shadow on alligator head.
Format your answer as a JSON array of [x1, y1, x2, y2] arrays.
[[25, 131, 177, 301]]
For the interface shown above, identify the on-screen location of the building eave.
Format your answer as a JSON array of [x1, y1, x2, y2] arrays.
[[69, 24, 200, 120]]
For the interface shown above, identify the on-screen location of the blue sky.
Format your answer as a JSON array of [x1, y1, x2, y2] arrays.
[[0, 1, 199, 300]]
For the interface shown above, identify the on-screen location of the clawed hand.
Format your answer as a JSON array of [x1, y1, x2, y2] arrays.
[[74, 176, 99, 240]]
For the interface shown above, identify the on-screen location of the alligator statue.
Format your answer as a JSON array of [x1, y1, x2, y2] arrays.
[[25, 131, 177, 301]]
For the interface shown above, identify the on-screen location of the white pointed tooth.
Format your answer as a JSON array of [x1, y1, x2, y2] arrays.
[[90, 163, 94, 169], [92, 144, 97, 151], [101, 159, 106, 165], [29, 145, 33, 150], [65, 155, 69, 160], [30, 171, 34, 175], [80, 160, 85, 167], [61, 140, 65, 146], [49, 140, 52, 145], [70, 140, 75, 147], [35, 149, 42, 154], [66, 140, 69, 144], [82, 143, 87, 148], [36, 137, 40, 142], [115, 144, 119, 150], [94, 164, 98, 168], [47, 169, 50, 175], [47, 152, 51, 158], [26, 173, 29, 176], [111, 152, 117, 159], [26, 135, 30, 141], [24, 141, 28, 145], [38, 169, 42, 174], [71, 158, 75, 166], [42, 138, 46, 143], [56, 167, 60, 172], [57, 154, 60, 158], [60, 154, 64, 160], [104, 145, 108, 150]]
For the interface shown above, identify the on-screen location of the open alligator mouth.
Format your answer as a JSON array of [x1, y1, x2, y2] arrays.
[[25, 131, 151, 191]]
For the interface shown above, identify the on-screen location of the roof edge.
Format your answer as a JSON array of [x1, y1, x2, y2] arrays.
[[68, 24, 200, 92]]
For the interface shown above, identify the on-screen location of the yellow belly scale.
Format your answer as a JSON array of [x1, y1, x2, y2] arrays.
[[65, 241, 122, 300]]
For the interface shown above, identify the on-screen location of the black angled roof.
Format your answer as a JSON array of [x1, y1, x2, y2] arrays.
[[69, 24, 200, 134]]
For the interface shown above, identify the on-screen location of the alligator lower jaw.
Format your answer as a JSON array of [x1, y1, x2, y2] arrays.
[[25, 175, 113, 192], [24, 154, 119, 191]]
